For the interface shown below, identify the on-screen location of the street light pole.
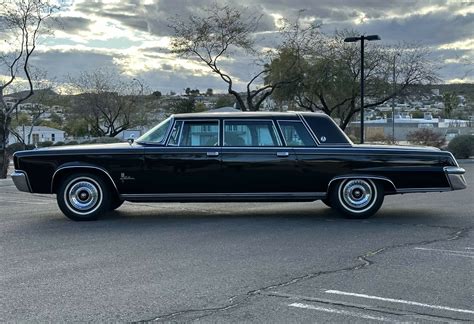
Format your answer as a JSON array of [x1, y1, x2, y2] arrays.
[[344, 34, 381, 144], [360, 37, 365, 144], [391, 52, 400, 143]]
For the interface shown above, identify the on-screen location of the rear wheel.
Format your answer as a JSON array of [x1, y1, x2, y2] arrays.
[[330, 178, 384, 219], [57, 173, 111, 221]]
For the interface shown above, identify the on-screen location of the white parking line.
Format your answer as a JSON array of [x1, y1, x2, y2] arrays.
[[446, 253, 474, 259], [414, 247, 474, 255], [288, 302, 394, 322], [325, 290, 474, 315]]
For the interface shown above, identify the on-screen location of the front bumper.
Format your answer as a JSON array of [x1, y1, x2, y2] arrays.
[[11, 170, 32, 193], [444, 166, 467, 190]]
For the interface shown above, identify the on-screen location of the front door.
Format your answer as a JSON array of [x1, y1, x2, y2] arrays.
[[143, 119, 222, 194]]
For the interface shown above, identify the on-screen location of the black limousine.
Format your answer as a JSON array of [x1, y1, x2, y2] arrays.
[[12, 112, 466, 221]]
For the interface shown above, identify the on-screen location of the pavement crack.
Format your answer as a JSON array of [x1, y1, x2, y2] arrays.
[[137, 225, 471, 322]]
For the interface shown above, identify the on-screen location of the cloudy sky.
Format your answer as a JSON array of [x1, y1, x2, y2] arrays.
[[5, 0, 474, 93]]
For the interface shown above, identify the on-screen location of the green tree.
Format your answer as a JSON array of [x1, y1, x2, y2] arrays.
[[215, 95, 235, 108], [267, 29, 439, 129], [170, 98, 196, 114], [442, 92, 459, 119]]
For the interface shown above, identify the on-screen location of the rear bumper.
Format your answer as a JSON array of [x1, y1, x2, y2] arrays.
[[444, 166, 467, 190], [11, 170, 32, 193]]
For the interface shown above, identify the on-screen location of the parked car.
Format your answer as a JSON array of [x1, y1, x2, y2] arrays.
[[12, 112, 467, 221]]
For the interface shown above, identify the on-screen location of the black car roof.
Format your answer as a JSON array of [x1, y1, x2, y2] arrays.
[[173, 111, 328, 119]]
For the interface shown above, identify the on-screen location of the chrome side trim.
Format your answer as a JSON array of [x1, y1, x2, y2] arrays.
[[51, 165, 119, 194], [121, 192, 326, 200], [444, 166, 467, 191], [328, 175, 397, 193], [11, 170, 32, 193]]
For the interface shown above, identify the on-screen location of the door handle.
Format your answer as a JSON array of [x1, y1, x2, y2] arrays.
[[276, 151, 289, 157], [206, 151, 219, 157]]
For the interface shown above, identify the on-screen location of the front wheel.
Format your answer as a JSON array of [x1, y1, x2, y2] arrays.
[[330, 178, 384, 219], [57, 173, 111, 221]]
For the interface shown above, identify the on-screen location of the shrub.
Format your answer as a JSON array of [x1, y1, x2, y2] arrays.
[[6, 143, 35, 155], [37, 141, 53, 147], [52, 141, 65, 146], [406, 129, 445, 148], [66, 141, 78, 145], [87, 137, 123, 144], [447, 135, 474, 159]]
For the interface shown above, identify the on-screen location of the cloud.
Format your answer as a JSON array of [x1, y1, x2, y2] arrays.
[[11, 0, 471, 91]]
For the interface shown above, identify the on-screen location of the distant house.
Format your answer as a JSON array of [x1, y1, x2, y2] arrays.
[[8, 126, 65, 145]]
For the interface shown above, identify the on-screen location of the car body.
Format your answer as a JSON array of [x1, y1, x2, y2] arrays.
[[12, 112, 467, 221]]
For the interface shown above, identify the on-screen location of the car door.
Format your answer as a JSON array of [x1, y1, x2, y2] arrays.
[[277, 119, 329, 193], [143, 119, 222, 194], [219, 118, 300, 194]]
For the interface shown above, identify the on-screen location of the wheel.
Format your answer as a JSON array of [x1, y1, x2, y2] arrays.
[[330, 178, 384, 219], [110, 196, 124, 211], [57, 173, 111, 221], [321, 198, 332, 208]]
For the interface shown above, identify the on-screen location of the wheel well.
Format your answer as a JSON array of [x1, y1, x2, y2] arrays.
[[51, 167, 119, 198], [328, 176, 397, 195]]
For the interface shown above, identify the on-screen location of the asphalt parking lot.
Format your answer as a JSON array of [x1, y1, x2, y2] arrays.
[[1, 163, 473, 322]]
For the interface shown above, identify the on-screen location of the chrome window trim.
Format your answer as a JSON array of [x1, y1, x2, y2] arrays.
[[165, 120, 184, 146], [51, 165, 119, 195], [222, 119, 282, 147], [168, 119, 221, 147], [297, 114, 321, 145], [276, 119, 317, 147]]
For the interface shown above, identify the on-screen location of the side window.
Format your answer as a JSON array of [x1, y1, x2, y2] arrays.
[[278, 121, 316, 147], [179, 121, 219, 147], [167, 121, 183, 146], [224, 120, 281, 147]]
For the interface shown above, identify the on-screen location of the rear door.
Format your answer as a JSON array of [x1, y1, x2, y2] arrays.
[[219, 118, 300, 193]]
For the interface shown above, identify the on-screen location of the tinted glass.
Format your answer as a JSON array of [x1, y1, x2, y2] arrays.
[[137, 117, 171, 143], [278, 121, 316, 147], [179, 121, 219, 146], [224, 120, 281, 146]]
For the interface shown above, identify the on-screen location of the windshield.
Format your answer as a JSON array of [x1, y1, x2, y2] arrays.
[[136, 117, 172, 143]]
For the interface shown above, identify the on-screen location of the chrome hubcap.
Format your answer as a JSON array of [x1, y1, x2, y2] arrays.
[[341, 179, 373, 210], [67, 181, 99, 211]]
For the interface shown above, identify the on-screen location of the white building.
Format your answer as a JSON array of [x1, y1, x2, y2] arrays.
[[9, 126, 65, 145]]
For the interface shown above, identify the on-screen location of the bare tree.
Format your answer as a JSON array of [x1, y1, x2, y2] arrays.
[[0, 0, 56, 178], [169, 5, 298, 111], [67, 70, 143, 137]]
